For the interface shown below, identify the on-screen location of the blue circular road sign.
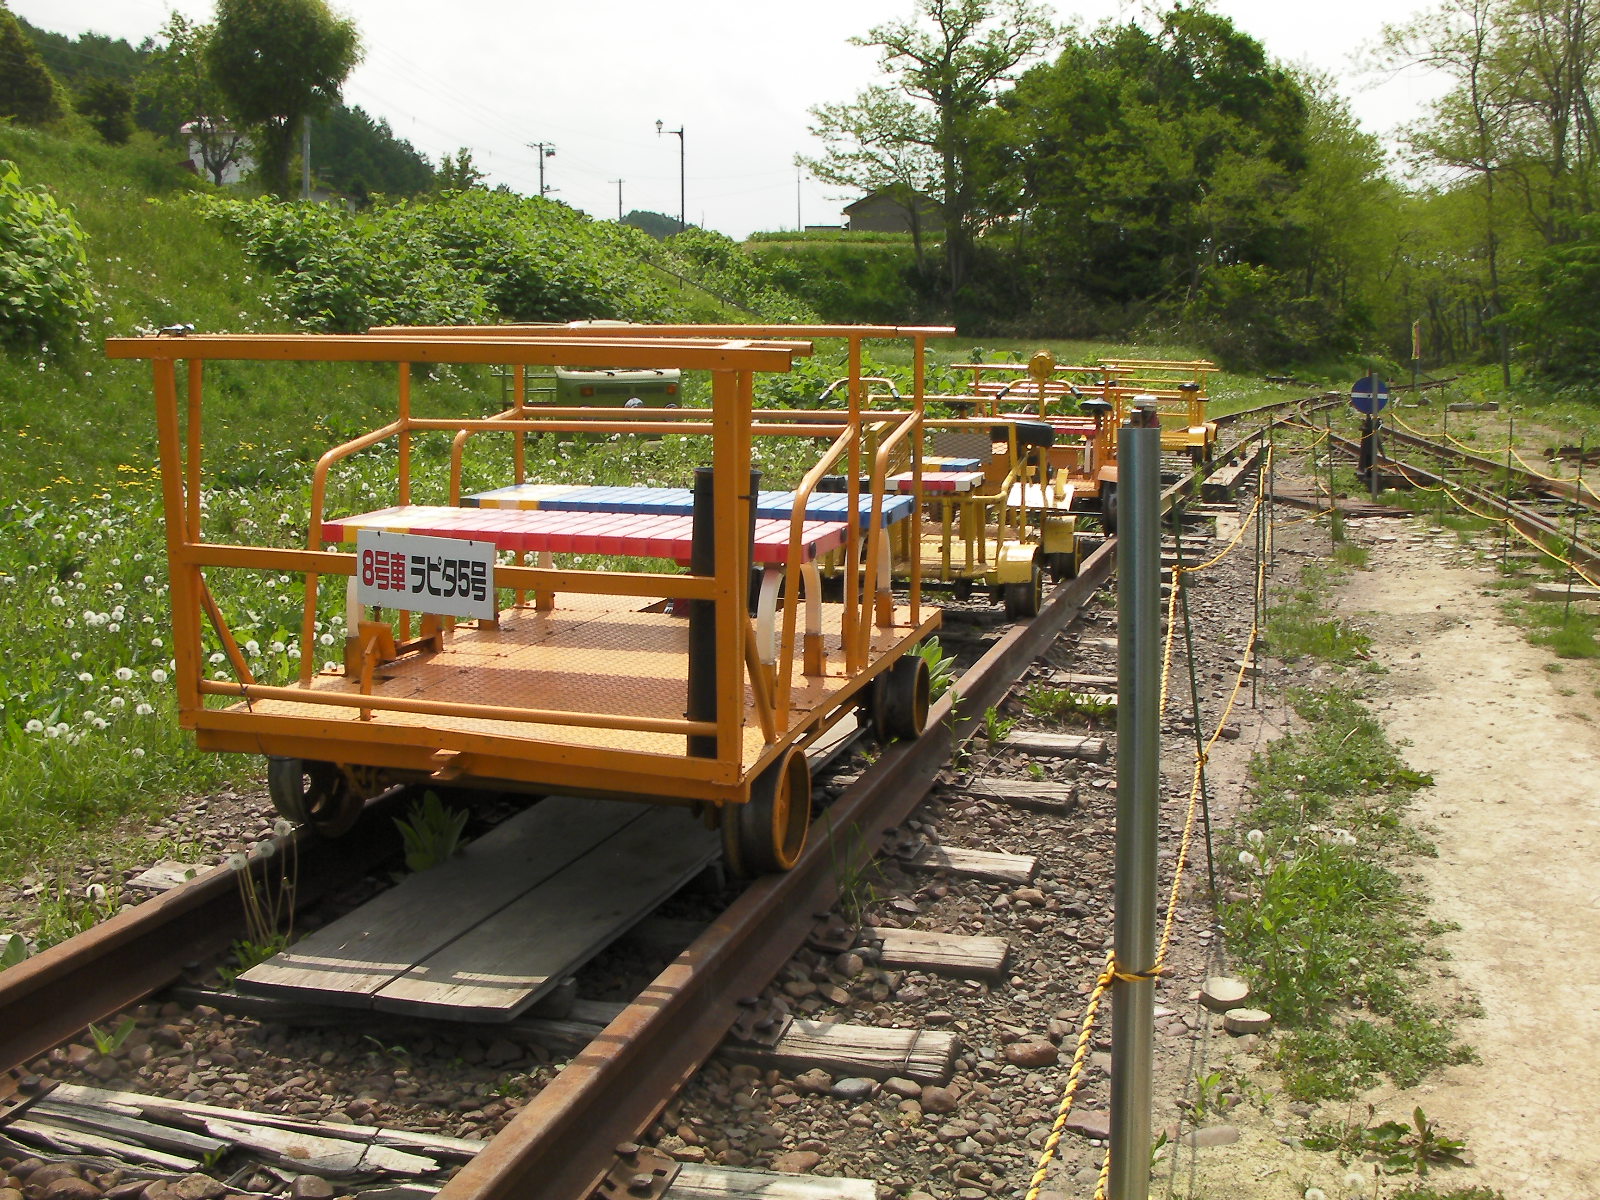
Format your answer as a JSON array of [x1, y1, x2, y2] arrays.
[[1350, 374, 1390, 414]]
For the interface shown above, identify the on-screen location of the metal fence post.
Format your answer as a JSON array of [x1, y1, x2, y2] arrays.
[[1110, 405, 1160, 1200]]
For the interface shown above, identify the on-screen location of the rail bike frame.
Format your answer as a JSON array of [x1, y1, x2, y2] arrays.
[[105, 330, 939, 819]]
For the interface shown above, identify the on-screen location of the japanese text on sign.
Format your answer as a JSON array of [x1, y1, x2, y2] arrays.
[[354, 529, 497, 621]]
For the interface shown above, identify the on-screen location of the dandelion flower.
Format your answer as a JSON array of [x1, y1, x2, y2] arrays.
[[1238, 850, 1258, 869], [131, 747, 145, 757], [85, 883, 107, 902], [209, 652, 226, 665], [135, 703, 154, 716], [1245, 829, 1264, 847], [273, 818, 294, 838], [24, 719, 44, 733], [151, 668, 168, 683], [254, 840, 277, 859], [116, 667, 134, 681], [226, 852, 248, 872]]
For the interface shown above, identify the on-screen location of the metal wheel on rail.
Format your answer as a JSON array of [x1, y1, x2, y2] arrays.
[[266, 757, 365, 837], [722, 746, 811, 877], [1099, 482, 1118, 533], [879, 653, 929, 741], [1002, 552, 1044, 620]]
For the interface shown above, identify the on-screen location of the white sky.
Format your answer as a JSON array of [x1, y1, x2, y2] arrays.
[[16, 0, 1450, 238]]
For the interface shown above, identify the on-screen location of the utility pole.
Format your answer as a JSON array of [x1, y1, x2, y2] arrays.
[[527, 142, 556, 196], [656, 120, 685, 232], [796, 165, 803, 231], [610, 179, 624, 221]]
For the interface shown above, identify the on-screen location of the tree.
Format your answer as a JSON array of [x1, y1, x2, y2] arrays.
[[75, 78, 136, 144], [435, 148, 485, 192], [0, 6, 64, 126], [311, 104, 433, 200], [990, 6, 1308, 338], [208, 0, 361, 197], [141, 13, 249, 186], [847, 0, 1057, 307], [801, 86, 942, 273]]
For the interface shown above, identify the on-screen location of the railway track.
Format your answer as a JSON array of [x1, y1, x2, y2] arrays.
[[1348, 421, 1600, 579], [0, 394, 1312, 1200]]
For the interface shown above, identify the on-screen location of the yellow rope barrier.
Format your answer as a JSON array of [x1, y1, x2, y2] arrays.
[[1023, 953, 1117, 1200], [1027, 453, 1274, 1198]]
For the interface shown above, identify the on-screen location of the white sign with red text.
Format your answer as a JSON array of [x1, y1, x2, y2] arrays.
[[354, 530, 496, 620]]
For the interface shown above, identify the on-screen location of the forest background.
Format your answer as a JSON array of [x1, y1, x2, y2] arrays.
[[7, 0, 1600, 384]]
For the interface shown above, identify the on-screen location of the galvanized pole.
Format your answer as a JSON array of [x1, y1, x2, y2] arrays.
[[1111, 403, 1161, 1200], [1566, 439, 1585, 622], [1503, 415, 1515, 566]]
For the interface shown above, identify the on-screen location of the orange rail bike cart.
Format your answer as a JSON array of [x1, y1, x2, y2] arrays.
[[107, 329, 943, 874]]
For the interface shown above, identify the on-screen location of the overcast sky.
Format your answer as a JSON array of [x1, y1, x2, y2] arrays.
[[16, 0, 1449, 238]]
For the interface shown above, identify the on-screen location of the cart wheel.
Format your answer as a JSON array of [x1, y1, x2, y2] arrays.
[[1046, 548, 1079, 583], [881, 654, 930, 741], [1100, 483, 1118, 533], [862, 671, 892, 742], [266, 757, 364, 837], [1003, 554, 1044, 620], [723, 747, 811, 877]]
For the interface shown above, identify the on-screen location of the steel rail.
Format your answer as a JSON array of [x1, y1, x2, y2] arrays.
[[1379, 422, 1600, 512], [0, 792, 411, 1072], [0, 393, 1303, 1199], [1326, 431, 1600, 576]]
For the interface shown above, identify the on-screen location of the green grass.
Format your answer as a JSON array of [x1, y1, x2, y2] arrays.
[[1263, 563, 1374, 663], [1220, 688, 1472, 1102]]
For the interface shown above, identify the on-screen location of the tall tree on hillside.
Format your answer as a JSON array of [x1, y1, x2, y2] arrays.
[[208, 0, 361, 197], [75, 78, 136, 144], [0, 6, 64, 125], [141, 13, 249, 186], [841, 0, 1056, 308], [801, 86, 942, 273]]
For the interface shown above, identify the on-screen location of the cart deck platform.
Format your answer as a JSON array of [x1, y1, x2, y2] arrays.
[[322, 504, 853, 563], [462, 483, 916, 529]]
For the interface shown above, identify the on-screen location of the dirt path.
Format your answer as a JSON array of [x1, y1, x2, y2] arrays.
[[1338, 526, 1600, 1196]]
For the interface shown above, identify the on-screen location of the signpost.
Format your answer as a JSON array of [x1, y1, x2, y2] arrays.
[[1350, 374, 1390, 500]]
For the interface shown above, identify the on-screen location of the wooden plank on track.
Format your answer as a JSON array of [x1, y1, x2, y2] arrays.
[[896, 843, 1036, 884], [1050, 670, 1117, 689], [6, 1118, 200, 1171], [959, 777, 1079, 814], [999, 730, 1109, 762], [372, 806, 718, 1020], [238, 797, 643, 1005], [670, 1162, 876, 1199], [721, 1020, 958, 1084], [860, 926, 1008, 980]]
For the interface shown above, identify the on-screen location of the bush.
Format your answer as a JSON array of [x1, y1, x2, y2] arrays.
[[0, 158, 94, 350]]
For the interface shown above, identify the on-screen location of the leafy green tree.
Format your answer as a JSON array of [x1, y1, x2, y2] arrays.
[[0, 7, 64, 126], [846, 0, 1057, 308], [141, 13, 249, 186], [208, 0, 361, 197], [75, 78, 136, 145], [434, 148, 485, 192], [310, 104, 433, 200], [990, 5, 1308, 350], [802, 85, 941, 274], [1508, 212, 1600, 381]]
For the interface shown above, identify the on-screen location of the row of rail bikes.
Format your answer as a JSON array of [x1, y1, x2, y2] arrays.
[[114, 323, 1209, 874], [112, 323, 966, 877], [941, 349, 1220, 532]]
